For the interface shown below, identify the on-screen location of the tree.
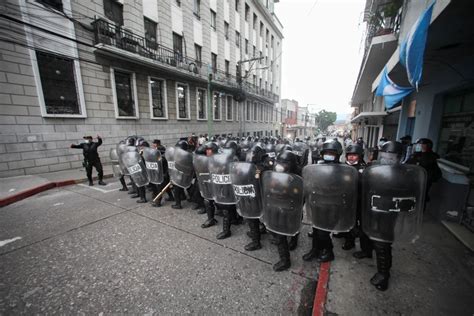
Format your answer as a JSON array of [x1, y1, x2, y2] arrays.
[[314, 110, 337, 133]]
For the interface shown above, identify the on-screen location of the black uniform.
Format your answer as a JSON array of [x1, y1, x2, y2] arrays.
[[71, 137, 104, 185]]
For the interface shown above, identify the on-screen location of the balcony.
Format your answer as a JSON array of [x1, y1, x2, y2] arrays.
[[364, 1, 403, 53], [92, 18, 278, 103]]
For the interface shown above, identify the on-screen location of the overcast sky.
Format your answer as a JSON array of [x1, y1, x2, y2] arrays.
[[274, 0, 367, 118]]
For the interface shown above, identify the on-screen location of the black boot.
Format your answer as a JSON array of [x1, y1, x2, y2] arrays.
[[98, 180, 106, 186], [273, 235, 291, 272], [303, 228, 319, 261], [137, 187, 147, 203], [288, 233, 299, 251], [245, 219, 261, 251], [354, 231, 373, 259], [119, 176, 128, 191], [370, 241, 392, 291], [201, 201, 217, 228], [316, 231, 334, 262], [88, 180, 93, 186], [216, 209, 231, 239]]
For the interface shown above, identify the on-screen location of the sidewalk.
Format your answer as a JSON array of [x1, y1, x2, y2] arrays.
[[0, 165, 113, 207]]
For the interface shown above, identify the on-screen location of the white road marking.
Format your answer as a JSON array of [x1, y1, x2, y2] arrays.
[[9, 188, 16, 192], [78, 182, 122, 193], [0, 236, 22, 247], [53, 202, 64, 206]]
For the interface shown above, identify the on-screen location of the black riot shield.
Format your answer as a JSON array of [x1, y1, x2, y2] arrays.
[[209, 152, 237, 205], [166, 147, 193, 188], [230, 162, 263, 218], [193, 154, 213, 200], [261, 171, 304, 236], [109, 148, 122, 177], [142, 147, 164, 185], [362, 164, 426, 243], [122, 151, 148, 187], [303, 164, 358, 232]]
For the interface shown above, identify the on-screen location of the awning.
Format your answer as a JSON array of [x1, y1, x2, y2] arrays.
[[351, 111, 387, 123]]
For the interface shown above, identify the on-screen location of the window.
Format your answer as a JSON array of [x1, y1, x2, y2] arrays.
[[224, 22, 229, 39], [36, 51, 83, 116], [253, 45, 256, 57], [211, 53, 217, 74], [235, 0, 239, 11], [253, 74, 256, 86], [197, 88, 207, 120], [104, 0, 123, 25], [245, 39, 249, 54], [245, 3, 250, 21], [195, 44, 202, 67], [193, 0, 201, 18], [144, 18, 157, 44], [38, 0, 62, 11], [175, 0, 181, 7], [111, 68, 138, 118], [226, 95, 233, 121], [176, 83, 189, 119], [225, 60, 230, 77], [246, 101, 251, 121], [236, 101, 240, 121], [260, 22, 264, 37], [235, 31, 240, 47], [173, 32, 183, 62], [210, 10, 217, 30], [149, 77, 167, 119], [260, 103, 264, 121], [259, 51, 262, 64], [213, 92, 221, 120], [271, 35, 274, 48], [253, 101, 258, 121], [266, 29, 269, 42], [253, 13, 257, 30]]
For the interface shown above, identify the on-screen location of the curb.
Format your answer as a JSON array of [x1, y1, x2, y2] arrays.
[[313, 261, 331, 316], [0, 174, 113, 208]]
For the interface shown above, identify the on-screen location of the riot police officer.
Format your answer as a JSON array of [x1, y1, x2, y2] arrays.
[[201, 142, 219, 228], [341, 144, 372, 256], [303, 139, 343, 263], [171, 140, 190, 209], [271, 150, 301, 271]]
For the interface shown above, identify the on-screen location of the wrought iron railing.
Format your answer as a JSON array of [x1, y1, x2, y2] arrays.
[[364, 1, 403, 53], [92, 18, 279, 102]]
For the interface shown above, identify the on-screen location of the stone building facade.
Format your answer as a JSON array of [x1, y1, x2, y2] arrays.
[[0, 0, 283, 177]]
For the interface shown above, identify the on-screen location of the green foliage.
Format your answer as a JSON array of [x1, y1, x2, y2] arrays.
[[314, 110, 337, 133]]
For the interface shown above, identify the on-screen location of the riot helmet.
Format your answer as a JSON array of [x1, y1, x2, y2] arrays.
[[378, 137, 388, 149], [274, 150, 298, 174], [224, 140, 240, 156], [126, 136, 136, 146], [379, 141, 403, 165], [321, 140, 343, 163], [135, 137, 146, 147], [246, 144, 266, 163], [204, 142, 219, 156], [195, 145, 206, 155], [345, 144, 363, 166], [176, 140, 189, 151]]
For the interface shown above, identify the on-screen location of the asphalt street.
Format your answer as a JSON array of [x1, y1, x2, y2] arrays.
[[0, 180, 317, 314]]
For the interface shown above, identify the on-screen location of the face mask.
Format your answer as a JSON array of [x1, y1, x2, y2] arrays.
[[415, 144, 422, 152], [85, 139, 91, 144], [323, 154, 336, 162], [274, 164, 285, 173]]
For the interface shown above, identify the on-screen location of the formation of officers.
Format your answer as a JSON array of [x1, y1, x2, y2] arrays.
[[107, 133, 440, 292]]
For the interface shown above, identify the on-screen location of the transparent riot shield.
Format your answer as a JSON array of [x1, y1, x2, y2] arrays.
[[230, 162, 262, 218], [302, 164, 358, 233], [142, 147, 164, 185], [209, 152, 237, 205], [109, 148, 122, 177], [166, 147, 193, 189], [193, 154, 213, 200], [293, 141, 310, 166], [261, 171, 304, 236], [118, 144, 138, 176], [361, 164, 427, 243], [122, 151, 148, 187]]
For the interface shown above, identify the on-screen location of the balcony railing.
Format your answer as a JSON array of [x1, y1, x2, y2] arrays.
[[92, 18, 279, 102], [364, 1, 403, 53]]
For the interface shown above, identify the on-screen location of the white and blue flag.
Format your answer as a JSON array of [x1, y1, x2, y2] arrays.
[[376, 67, 414, 109], [399, 1, 436, 89]]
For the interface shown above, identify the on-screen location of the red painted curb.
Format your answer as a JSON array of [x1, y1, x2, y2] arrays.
[[0, 182, 55, 208], [313, 261, 331, 316]]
